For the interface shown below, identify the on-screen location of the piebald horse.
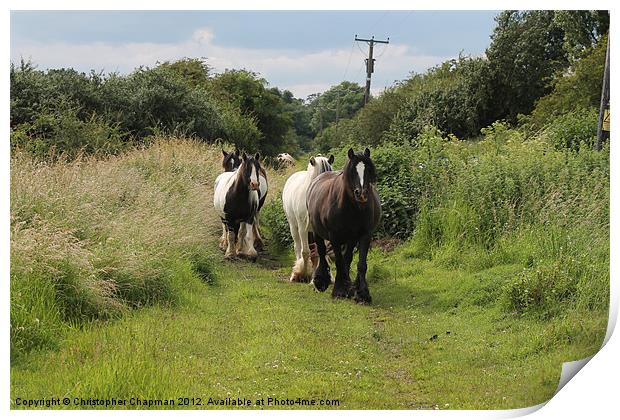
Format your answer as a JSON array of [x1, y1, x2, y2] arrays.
[[214, 152, 264, 260], [307, 148, 381, 303], [219, 149, 268, 251], [221, 149, 242, 172], [282, 154, 334, 282]]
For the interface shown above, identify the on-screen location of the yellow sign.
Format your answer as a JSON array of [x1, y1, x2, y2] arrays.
[[603, 108, 610, 131]]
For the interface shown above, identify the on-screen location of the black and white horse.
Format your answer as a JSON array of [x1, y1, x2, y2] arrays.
[[218, 149, 268, 252], [221, 149, 242, 172], [214, 152, 265, 260], [307, 148, 381, 303]]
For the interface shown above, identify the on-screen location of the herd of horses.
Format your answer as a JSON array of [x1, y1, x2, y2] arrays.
[[213, 148, 381, 303]]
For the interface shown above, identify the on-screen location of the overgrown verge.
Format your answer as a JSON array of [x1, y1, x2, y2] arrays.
[[323, 115, 609, 320], [10, 139, 221, 361]]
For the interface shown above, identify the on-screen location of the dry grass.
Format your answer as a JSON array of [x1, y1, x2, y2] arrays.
[[11, 138, 279, 358]]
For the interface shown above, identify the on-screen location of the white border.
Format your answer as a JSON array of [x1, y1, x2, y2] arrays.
[[3, 1, 617, 419]]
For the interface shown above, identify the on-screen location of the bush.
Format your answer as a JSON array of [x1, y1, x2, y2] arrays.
[[10, 61, 266, 159], [11, 100, 127, 160], [260, 196, 293, 249], [504, 262, 577, 319], [540, 107, 598, 151]]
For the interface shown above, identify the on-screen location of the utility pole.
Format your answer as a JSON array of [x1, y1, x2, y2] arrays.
[[596, 37, 610, 151], [355, 35, 389, 105]]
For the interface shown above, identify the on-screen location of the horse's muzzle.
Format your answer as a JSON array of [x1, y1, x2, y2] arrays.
[[354, 189, 368, 203]]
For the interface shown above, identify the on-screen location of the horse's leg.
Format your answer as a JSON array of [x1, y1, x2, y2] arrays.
[[295, 218, 313, 282], [342, 241, 356, 298], [353, 234, 372, 304], [290, 220, 304, 282], [331, 241, 352, 299], [236, 223, 246, 253], [225, 223, 238, 259], [239, 218, 258, 261], [219, 223, 227, 251], [308, 232, 319, 269], [311, 233, 331, 292], [253, 215, 264, 251]]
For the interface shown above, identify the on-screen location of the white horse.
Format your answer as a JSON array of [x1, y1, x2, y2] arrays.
[[282, 154, 334, 282]]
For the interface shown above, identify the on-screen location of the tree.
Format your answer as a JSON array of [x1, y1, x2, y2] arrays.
[[554, 11, 609, 62], [209, 70, 293, 156], [307, 81, 365, 135], [486, 11, 569, 121], [528, 34, 608, 129], [157, 58, 211, 88]]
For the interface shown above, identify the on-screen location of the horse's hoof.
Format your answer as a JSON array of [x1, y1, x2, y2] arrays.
[[290, 272, 308, 283], [238, 253, 258, 262], [224, 254, 237, 260], [354, 290, 372, 304], [311, 277, 330, 292], [332, 288, 350, 299]]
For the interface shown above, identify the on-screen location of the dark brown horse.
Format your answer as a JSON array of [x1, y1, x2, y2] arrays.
[[306, 148, 381, 303]]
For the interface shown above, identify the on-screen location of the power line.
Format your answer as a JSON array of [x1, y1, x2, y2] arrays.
[[342, 41, 355, 80]]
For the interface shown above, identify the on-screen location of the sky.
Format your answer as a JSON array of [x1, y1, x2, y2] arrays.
[[10, 10, 499, 99]]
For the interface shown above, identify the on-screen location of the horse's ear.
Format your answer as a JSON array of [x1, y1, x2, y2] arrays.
[[242, 152, 247, 160], [328, 154, 335, 164], [235, 149, 240, 156], [222, 150, 228, 157], [254, 152, 260, 161], [310, 157, 316, 166], [364, 147, 371, 157], [347, 148, 355, 160]]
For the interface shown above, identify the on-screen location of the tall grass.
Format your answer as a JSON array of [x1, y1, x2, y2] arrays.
[[10, 139, 226, 360], [406, 123, 609, 317], [326, 119, 609, 320]]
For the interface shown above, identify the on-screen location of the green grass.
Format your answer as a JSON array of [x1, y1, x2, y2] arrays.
[[11, 243, 606, 409], [10, 138, 608, 410]]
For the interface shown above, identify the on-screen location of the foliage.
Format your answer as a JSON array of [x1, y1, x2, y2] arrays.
[[157, 57, 212, 87], [260, 196, 294, 249], [208, 69, 293, 156], [406, 124, 609, 318], [10, 140, 219, 359], [553, 10, 609, 62], [10, 61, 266, 158], [314, 10, 608, 153], [527, 35, 607, 130], [10, 100, 127, 159], [485, 11, 569, 121], [307, 81, 365, 134], [386, 57, 494, 141], [539, 107, 598, 151]]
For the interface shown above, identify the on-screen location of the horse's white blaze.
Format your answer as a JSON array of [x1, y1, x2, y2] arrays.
[[250, 165, 258, 184], [356, 162, 366, 187]]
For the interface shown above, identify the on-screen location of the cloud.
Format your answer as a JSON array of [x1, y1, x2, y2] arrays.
[[11, 27, 451, 99]]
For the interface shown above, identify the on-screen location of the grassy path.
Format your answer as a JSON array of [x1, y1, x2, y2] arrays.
[[10, 241, 606, 410]]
